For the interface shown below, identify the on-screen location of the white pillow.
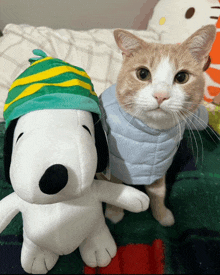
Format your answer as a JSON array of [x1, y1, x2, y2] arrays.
[[0, 24, 157, 122]]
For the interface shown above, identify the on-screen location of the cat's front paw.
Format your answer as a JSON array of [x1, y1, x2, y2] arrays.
[[105, 204, 125, 224], [157, 209, 175, 227]]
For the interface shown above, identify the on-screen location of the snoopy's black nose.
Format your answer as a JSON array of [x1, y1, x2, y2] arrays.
[[39, 164, 68, 195]]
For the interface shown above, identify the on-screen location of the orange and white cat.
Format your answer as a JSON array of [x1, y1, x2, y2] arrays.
[[99, 25, 216, 226]]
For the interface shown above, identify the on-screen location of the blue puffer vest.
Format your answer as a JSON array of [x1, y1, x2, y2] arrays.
[[100, 84, 209, 185]]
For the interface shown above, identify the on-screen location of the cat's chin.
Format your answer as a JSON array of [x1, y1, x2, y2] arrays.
[[133, 108, 180, 130]]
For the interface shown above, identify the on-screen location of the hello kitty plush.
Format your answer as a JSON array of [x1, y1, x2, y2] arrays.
[[147, 0, 220, 104], [0, 50, 149, 274]]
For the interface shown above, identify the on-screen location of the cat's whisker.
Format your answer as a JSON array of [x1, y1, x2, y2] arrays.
[[99, 101, 118, 122], [127, 95, 154, 105], [171, 111, 182, 151], [100, 113, 107, 123], [176, 111, 196, 161], [183, 103, 209, 110], [125, 108, 143, 128], [182, 111, 204, 163], [95, 118, 102, 126], [175, 111, 194, 152], [118, 96, 145, 105], [183, 101, 204, 104], [182, 107, 220, 143], [120, 100, 157, 111], [172, 101, 207, 110], [168, 104, 220, 142], [178, 111, 199, 161], [101, 99, 143, 127], [177, 111, 201, 164], [120, 102, 134, 108], [183, 100, 204, 104], [165, 106, 184, 114]]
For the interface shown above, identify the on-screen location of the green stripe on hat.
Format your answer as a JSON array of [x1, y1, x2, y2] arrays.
[[7, 70, 95, 103], [4, 50, 101, 128], [9, 59, 91, 91]]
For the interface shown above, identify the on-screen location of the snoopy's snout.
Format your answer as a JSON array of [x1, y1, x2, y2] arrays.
[[39, 164, 68, 195]]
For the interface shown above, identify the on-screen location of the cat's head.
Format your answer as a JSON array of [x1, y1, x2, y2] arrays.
[[114, 25, 216, 130]]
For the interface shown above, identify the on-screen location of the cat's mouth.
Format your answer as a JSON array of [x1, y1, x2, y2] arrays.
[[151, 107, 167, 113], [155, 107, 163, 111], [148, 106, 176, 118], [146, 107, 169, 118]]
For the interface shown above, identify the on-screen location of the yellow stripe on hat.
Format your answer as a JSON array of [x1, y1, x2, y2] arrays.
[[29, 56, 53, 67], [4, 79, 97, 112], [9, 65, 91, 91]]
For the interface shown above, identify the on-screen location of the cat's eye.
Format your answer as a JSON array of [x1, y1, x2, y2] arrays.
[[174, 71, 189, 84], [136, 67, 151, 81]]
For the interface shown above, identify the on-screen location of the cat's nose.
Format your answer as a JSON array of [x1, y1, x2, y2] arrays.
[[154, 92, 170, 105]]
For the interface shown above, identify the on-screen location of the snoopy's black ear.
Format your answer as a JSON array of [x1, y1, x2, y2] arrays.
[[92, 113, 109, 173], [4, 118, 19, 184]]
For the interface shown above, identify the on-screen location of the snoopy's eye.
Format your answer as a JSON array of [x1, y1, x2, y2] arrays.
[[82, 125, 91, 136], [185, 8, 195, 19], [16, 132, 24, 143]]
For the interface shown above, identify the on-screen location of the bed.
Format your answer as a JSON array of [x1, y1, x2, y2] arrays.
[[0, 1, 220, 274]]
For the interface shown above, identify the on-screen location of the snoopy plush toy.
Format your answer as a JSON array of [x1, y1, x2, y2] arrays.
[[1, 50, 149, 274]]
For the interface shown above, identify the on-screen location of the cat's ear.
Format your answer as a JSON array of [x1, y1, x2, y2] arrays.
[[114, 29, 143, 57], [182, 24, 216, 69]]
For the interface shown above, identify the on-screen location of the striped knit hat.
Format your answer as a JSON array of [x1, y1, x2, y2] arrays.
[[4, 49, 101, 128]]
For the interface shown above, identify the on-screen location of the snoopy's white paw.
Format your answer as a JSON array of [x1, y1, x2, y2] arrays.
[[83, 245, 116, 268], [105, 205, 125, 224], [125, 189, 150, 213], [21, 239, 59, 274], [80, 225, 117, 268]]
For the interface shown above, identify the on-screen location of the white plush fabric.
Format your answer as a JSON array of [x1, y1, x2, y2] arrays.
[[0, 24, 158, 122]]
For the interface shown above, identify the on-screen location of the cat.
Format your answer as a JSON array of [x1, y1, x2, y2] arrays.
[[99, 24, 216, 226]]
